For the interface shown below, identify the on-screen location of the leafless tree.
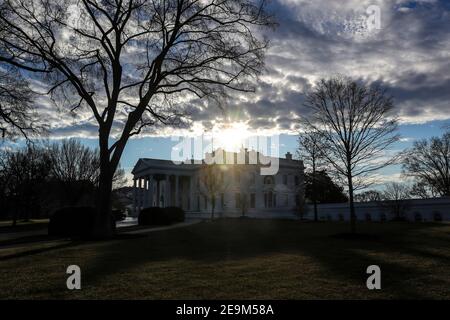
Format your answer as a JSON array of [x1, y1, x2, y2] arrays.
[[354, 189, 382, 202], [402, 131, 450, 197], [1, 143, 52, 225], [302, 77, 399, 233], [0, 0, 273, 237], [47, 139, 126, 206], [0, 66, 42, 139], [297, 130, 325, 221], [409, 181, 437, 199], [380, 182, 412, 220], [198, 163, 227, 220]]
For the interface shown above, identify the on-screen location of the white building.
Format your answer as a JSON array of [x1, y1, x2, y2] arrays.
[[131, 148, 304, 216], [309, 197, 450, 222]]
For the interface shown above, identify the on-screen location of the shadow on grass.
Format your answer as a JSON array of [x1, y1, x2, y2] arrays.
[[76, 220, 449, 299], [0, 240, 82, 262]]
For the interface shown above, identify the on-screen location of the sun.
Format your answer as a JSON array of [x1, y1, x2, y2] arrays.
[[213, 122, 251, 152]]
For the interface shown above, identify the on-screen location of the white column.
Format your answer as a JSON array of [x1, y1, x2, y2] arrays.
[[149, 175, 154, 207], [138, 178, 143, 210], [165, 175, 171, 207], [175, 175, 179, 207], [189, 175, 194, 211], [156, 179, 161, 207], [144, 177, 149, 208], [133, 178, 137, 215]]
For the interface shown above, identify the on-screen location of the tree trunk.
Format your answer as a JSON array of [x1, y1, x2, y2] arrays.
[[312, 160, 318, 222], [211, 196, 215, 220], [347, 174, 356, 234], [92, 133, 116, 238], [93, 167, 115, 238]]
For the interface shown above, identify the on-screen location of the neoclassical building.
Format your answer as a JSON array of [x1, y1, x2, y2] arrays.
[[131, 148, 304, 215]]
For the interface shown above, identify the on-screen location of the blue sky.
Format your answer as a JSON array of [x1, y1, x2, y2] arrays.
[[29, 118, 447, 187]]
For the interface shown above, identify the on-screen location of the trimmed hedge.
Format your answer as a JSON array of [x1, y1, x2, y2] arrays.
[[165, 206, 185, 223], [138, 206, 185, 226], [48, 206, 96, 238]]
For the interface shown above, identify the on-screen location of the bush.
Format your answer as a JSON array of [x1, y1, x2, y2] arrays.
[[138, 207, 166, 225], [48, 206, 96, 238], [164, 206, 185, 223], [138, 206, 185, 226]]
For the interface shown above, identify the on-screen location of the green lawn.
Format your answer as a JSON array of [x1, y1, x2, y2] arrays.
[[0, 219, 449, 299]]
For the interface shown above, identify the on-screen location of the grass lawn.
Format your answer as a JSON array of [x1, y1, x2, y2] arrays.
[[0, 219, 49, 233], [0, 219, 449, 299]]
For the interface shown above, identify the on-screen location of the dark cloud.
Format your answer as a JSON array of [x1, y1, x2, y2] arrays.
[[34, 0, 450, 137]]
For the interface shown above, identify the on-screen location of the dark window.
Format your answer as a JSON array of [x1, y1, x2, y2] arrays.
[[264, 176, 274, 185], [235, 193, 241, 208], [264, 192, 273, 208], [295, 176, 299, 186], [283, 175, 287, 185], [273, 193, 277, 207], [221, 193, 225, 208], [204, 196, 207, 209], [249, 173, 255, 185], [250, 193, 256, 208], [235, 171, 240, 184]]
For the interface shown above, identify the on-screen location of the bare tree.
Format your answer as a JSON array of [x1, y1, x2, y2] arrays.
[[402, 131, 450, 197], [0, 66, 42, 139], [2, 144, 52, 225], [0, 0, 273, 237], [303, 77, 399, 233], [47, 138, 125, 206], [354, 189, 382, 202], [409, 181, 437, 199], [198, 163, 226, 220], [380, 182, 411, 220], [297, 131, 325, 221]]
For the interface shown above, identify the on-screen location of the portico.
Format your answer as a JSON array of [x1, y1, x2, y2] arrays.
[[132, 159, 199, 214]]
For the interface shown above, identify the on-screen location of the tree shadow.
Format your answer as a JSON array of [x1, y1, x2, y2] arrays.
[[0, 240, 83, 262], [76, 220, 449, 299]]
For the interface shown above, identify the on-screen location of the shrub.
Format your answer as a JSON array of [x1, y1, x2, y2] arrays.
[[164, 206, 185, 223], [138, 207, 167, 225], [48, 206, 96, 238], [138, 206, 185, 226]]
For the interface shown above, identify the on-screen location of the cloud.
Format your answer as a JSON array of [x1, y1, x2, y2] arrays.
[[27, 0, 450, 138]]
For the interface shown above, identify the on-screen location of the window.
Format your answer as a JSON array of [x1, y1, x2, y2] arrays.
[[197, 196, 200, 211], [283, 175, 288, 185], [250, 193, 256, 208], [283, 194, 288, 206], [273, 193, 277, 207], [295, 176, 300, 186], [204, 196, 208, 209], [249, 173, 255, 185], [264, 176, 274, 185], [221, 193, 225, 208], [295, 194, 300, 206], [264, 192, 273, 208], [235, 193, 241, 208]]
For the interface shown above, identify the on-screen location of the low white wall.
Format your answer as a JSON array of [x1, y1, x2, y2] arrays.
[[307, 197, 450, 222]]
